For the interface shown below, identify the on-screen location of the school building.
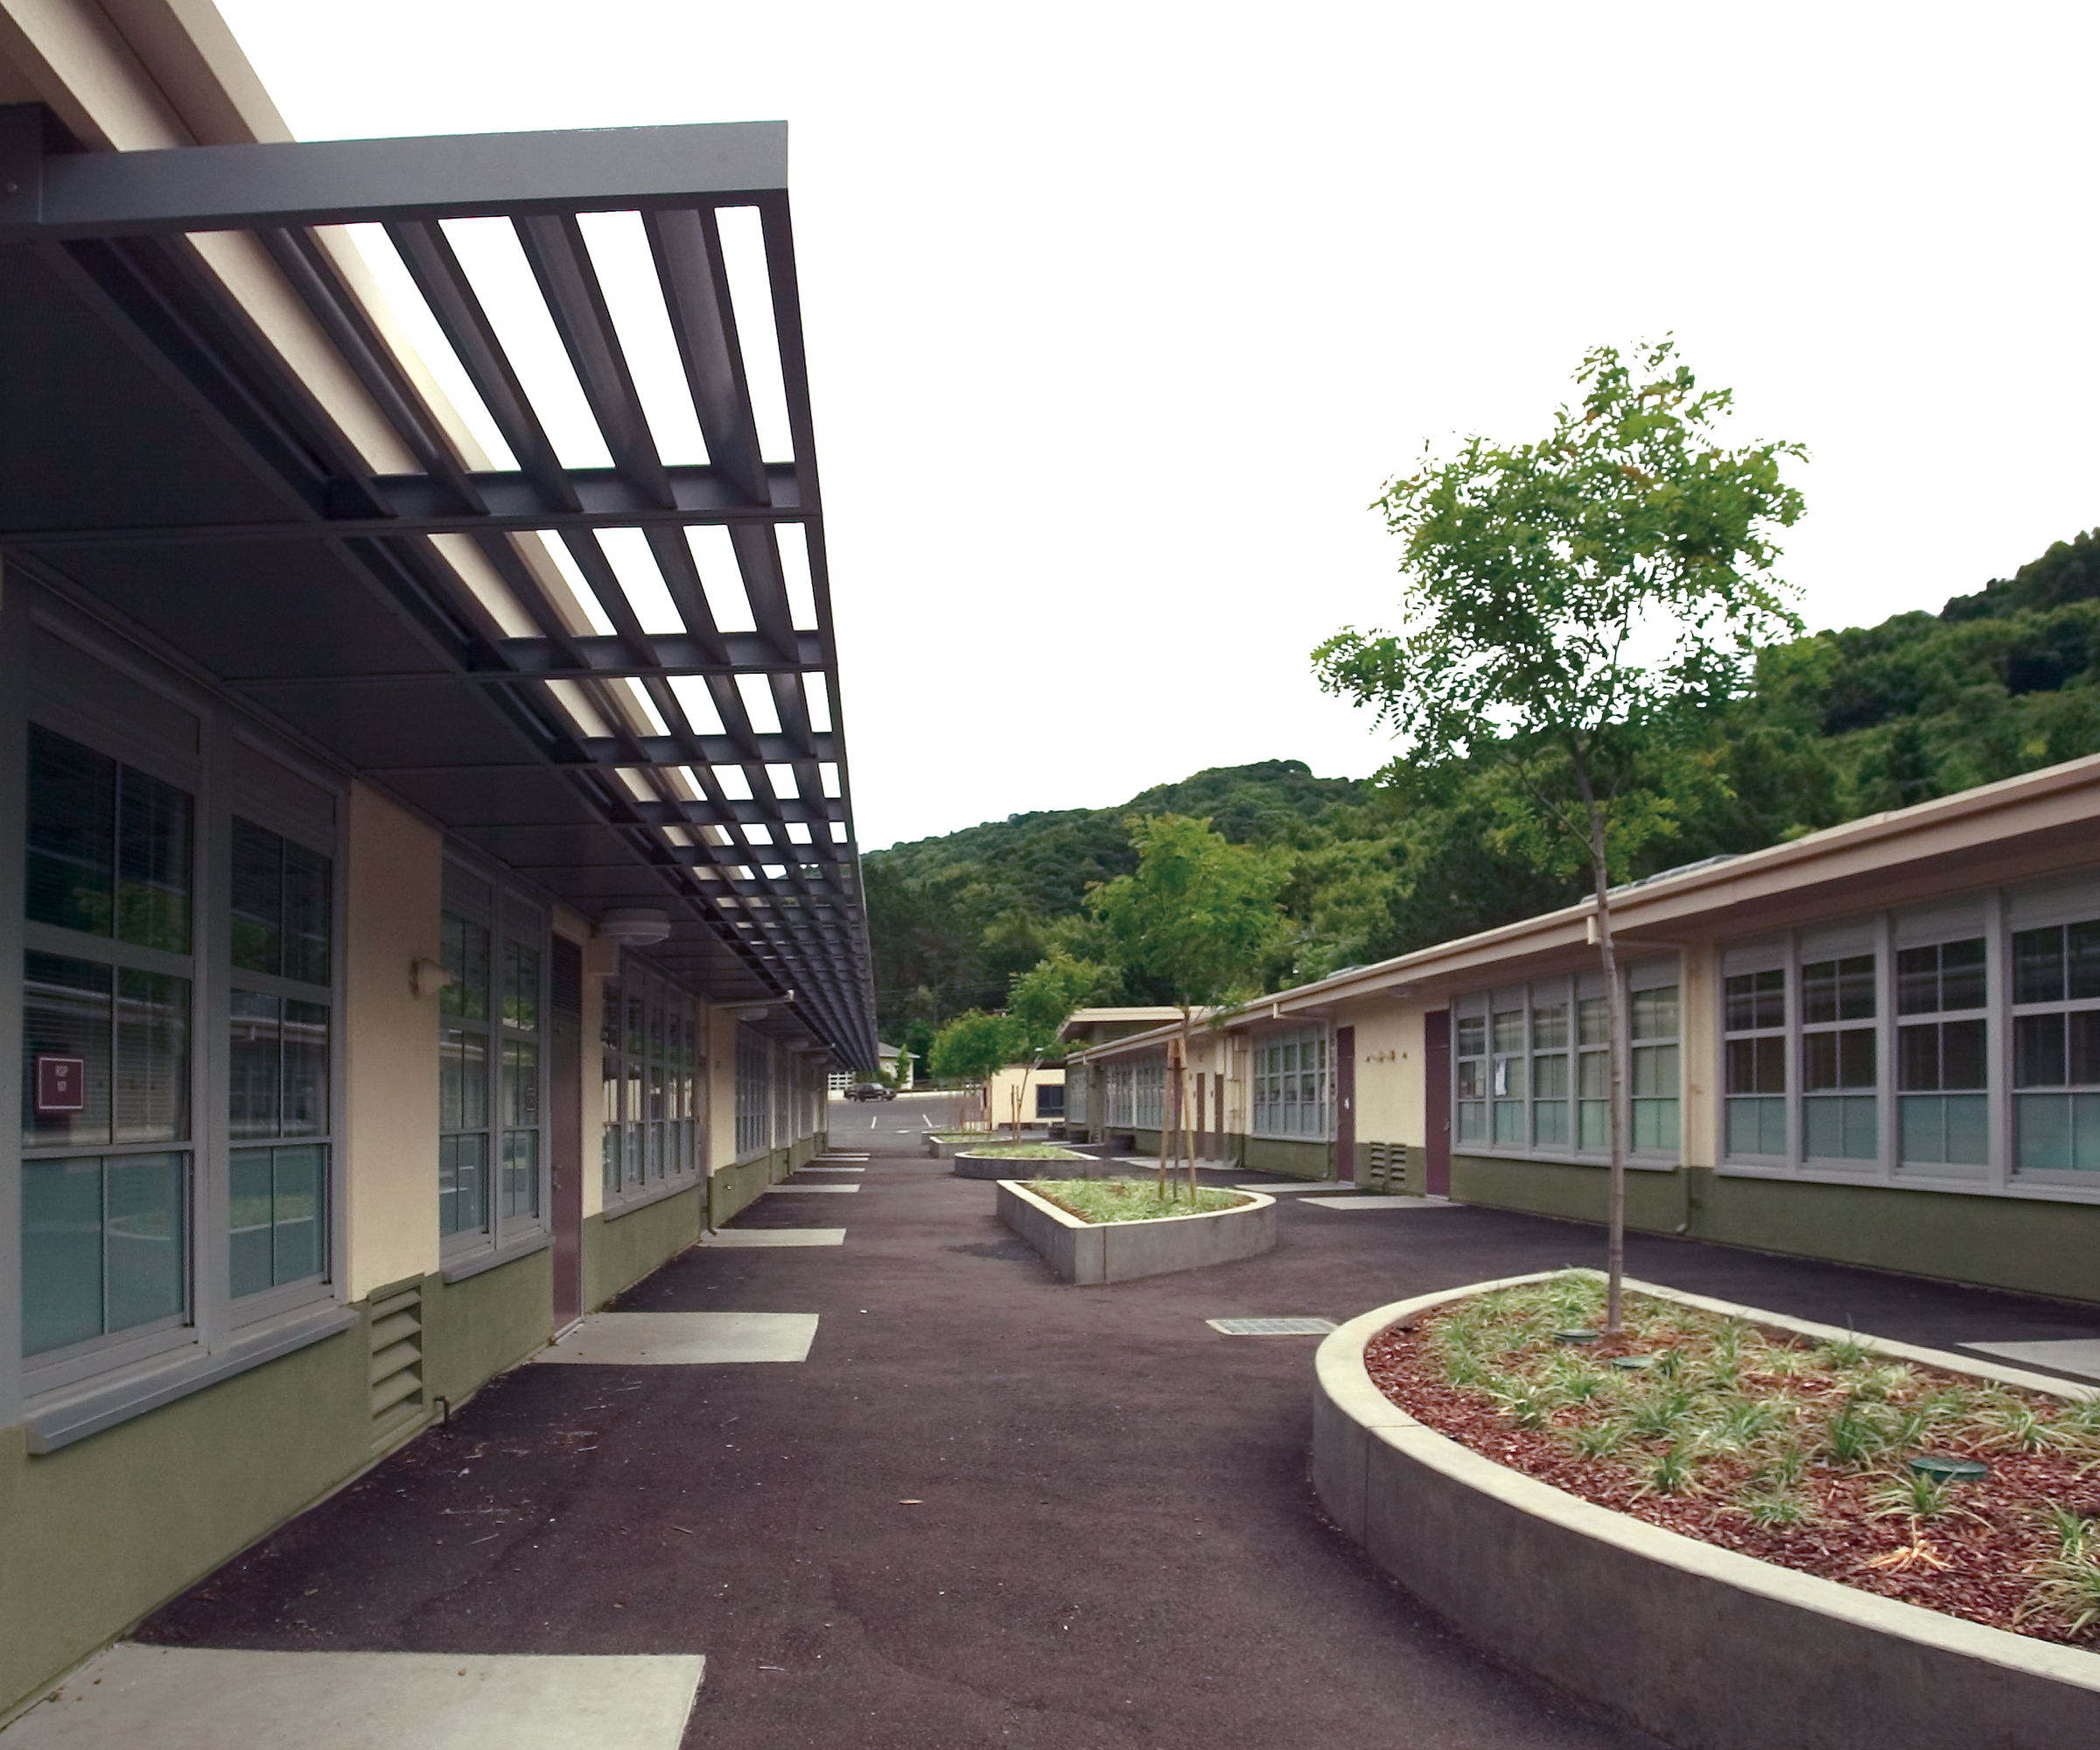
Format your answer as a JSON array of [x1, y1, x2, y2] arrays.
[[0, 1, 872, 1714], [1067, 755, 2100, 1307]]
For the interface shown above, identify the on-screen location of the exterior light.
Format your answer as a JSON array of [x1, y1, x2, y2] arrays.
[[597, 907, 672, 946], [410, 957, 455, 999]]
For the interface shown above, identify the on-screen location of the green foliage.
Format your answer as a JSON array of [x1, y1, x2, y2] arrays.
[[926, 1009, 1024, 1086], [1005, 948, 1115, 1054], [1026, 1176, 1247, 1223], [1088, 815, 1286, 1010]]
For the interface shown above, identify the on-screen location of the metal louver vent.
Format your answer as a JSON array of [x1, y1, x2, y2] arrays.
[[368, 1279, 425, 1446]]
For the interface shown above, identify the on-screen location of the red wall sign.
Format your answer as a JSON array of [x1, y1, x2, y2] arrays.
[[35, 1055, 87, 1116]]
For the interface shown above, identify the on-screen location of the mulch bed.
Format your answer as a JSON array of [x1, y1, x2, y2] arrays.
[[1366, 1307, 2100, 1643]]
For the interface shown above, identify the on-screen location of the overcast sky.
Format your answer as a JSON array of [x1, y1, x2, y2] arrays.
[[217, 0, 2100, 850]]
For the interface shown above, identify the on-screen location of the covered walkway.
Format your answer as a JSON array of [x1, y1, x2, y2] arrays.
[[25, 1120, 2100, 1747]]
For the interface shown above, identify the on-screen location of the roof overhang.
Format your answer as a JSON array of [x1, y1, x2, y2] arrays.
[[0, 107, 876, 1064]]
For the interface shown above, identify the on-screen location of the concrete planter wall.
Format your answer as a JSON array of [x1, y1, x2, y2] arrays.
[[996, 1180, 1276, 1284], [952, 1151, 1100, 1181], [924, 1134, 1000, 1159], [1312, 1273, 2100, 1750]]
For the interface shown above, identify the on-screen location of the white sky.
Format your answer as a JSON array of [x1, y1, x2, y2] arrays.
[[217, 0, 2100, 850]]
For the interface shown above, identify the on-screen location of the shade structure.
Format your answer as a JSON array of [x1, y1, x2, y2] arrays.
[[0, 108, 876, 1066]]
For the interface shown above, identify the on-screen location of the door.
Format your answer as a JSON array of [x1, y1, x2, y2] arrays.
[[1424, 1008, 1452, 1198], [1334, 1026, 1356, 1184], [1193, 1072, 1207, 1159], [550, 936, 584, 1331]]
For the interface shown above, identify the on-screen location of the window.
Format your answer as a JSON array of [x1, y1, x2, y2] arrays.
[[1453, 969, 1677, 1159], [1104, 1060, 1134, 1128], [2011, 916, 2100, 1172], [602, 962, 700, 1198], [438, 875, 544, 1249], [1802, 953, 1878, 1160], [1896, 937, 1988, 1166], [227, 818, 333, 1300], [21, 725, 194, 1360], [1252, 1026, 1329, 1138], [1133, 1057, 1166, 1130], [1035, 1082, 1065, 1118], [1724, 967, 1788, 1156], [736, 1025, 771, 1158]]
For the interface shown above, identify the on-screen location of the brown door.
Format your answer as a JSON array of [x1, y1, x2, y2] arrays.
[[1334, 1026, 1355, 1184], [550, 937, 584, 1330], [1193, 1072, 1206, 1159], [1215, 1073, 1226, 1160], [1424, 1009, 1452, 1197]]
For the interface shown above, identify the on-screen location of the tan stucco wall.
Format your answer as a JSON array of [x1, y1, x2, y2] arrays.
[[706, 1004, 740, 1169], [341, 781, 441, 1298], [1346, 999, 1424, 1148], [985, 1062, 1066, 1125], [1679, 944, 1720, 1169]]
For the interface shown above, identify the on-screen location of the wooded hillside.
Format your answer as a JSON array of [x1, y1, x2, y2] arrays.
[[867, 530, 2100, 1054]]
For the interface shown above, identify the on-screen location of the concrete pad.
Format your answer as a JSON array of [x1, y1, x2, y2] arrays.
[[796, 1165, 864, 1172], [1302, 1195, 1458, 1211], [2, 1644, 704, 1749], [1962, 1337, 2100, 1382], [760, 1182, 859, 1194], [1234, 1180, 1346, 1194], [705, 1228, 846, 1248], [532, 1312, 818, 1364]]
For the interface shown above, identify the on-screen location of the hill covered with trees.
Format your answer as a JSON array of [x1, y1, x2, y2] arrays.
[[868, 529, 2100, 1056]]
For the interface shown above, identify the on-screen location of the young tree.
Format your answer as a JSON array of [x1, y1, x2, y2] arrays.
[[1089, 815, 1286, 1198], [928, 1009, 1025, 1131], [1004, 949, 1116, 1138], [1313, 340, 1805, 1335]]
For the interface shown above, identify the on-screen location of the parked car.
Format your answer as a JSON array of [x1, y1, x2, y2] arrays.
[[844, 1082, 896, 1101]]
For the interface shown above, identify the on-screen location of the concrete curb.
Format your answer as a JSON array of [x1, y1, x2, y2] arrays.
[[951, 1152, 1098, 1181], [996, 1180, 1276, 1284], [1312, 1273, 2100, 1750]]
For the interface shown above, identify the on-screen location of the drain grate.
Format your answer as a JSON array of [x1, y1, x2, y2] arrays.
[[1206, 1317, 1337, 1336]]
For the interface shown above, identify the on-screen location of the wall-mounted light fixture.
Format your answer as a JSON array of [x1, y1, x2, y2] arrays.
[[410, 957, 455, 999]]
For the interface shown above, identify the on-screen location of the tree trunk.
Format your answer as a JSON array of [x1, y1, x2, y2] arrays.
[[1160, 1038, 1180, 1200], [1572, 750, 1628, 1338], [1182, 1007, 1199, 1204]]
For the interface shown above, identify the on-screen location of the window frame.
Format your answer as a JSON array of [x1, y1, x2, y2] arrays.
[[7, 599, 349, 1424], [1717, 880, 2100, 1200], [601, 956, 703, 1208], [1451, 963, 1681, 1168], [436, 862, 550, 1264], [1250, 1023, 1332, 1141], [734, 1024, 773, 1161]]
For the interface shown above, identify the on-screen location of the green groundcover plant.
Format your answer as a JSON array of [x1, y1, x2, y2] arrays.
[[962, 1144, 1089, 1158], [1026, 1176, 1248, 1224]]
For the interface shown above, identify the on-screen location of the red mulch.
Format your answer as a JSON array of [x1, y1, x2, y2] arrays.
[[1365, 1311, 2100, 1643]]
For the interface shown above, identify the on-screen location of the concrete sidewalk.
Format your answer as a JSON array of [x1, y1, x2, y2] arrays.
[[104, 1144, 2099, 1748]]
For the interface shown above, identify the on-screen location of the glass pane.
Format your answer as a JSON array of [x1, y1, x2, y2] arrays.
[[1533, 1054, 1569, 1098], [1578, 1051, 1607, 1099], [1838, 1028, 1876, 1088], [228, 990, 281, 1140], [1630, 985, 1678, 1041], [1726, 1096, 1785, 1156], [1494, 1057, 1526, 1099], [1457, 1102, 1485, 1143], [502, 1129, 539, 1218], [1455, 1015, 1485, 1057], [1577, 998, 1610, 1046], [1631, 1043, 1677, 1098], [2013, 926, 2063, 1005], [23, 952, 113, 1148], [1896, 946, 1938, 1017], [272, 1144, 326, 1283], [1804, 1096, 1877, 1159], [2077, 1093, 2100, 1170], [1940, 1018, 1986, 1090], [1492, 1101, 1523, 1143], [1531, 1001, 1568, 1050], [118, 766, 192, 952], [1456, 1061, 1484, 1099], [26, 724, 116, 937], [1491, 1011, 1523, 1055], [2072, 1010, 2100, 1086], [2015, 1012, 2066, 1088], [442, 914, 490, 1020], [1632, 1098, 1678, 1152], [1945, 1094, 1988, 1166], [1897, 1023, 1939, 1093], [22, 1156, 104, 1354], [504, 941, 540, 1033], [2016, 1094, 2071, 1172], [1726, 970, 1783, 1032], [503, 1040, 540, 1130], [439, 1029, 487, 1133], [1533, 1101, 1569, 1144], [229, 1147, 276, 1298], [282, 1001, 329, 1137], [116, 970, 190, 1144], [283, 841, 332, 986], [452, 1133, 487, 1234], [2072, 921, 2100, 1003], [103, 1152, 185, 1335], [1941, 938, 1986, 1012], [229, 818, 283, 976], [1578, 1099, 1608, 1148]]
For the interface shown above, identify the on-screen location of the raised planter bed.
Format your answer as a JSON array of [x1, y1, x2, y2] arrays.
[[996, 1179, 1275, 1284], [952, 1148, 1102, 1181], [1312, 1273, 2100, 1750]]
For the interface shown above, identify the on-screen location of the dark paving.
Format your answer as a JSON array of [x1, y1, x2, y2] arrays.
[[139, 1130, 2100, 1748]]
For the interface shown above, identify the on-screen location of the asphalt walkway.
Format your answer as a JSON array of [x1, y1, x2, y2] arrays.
[[107, 1133, 2100, 1747]]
